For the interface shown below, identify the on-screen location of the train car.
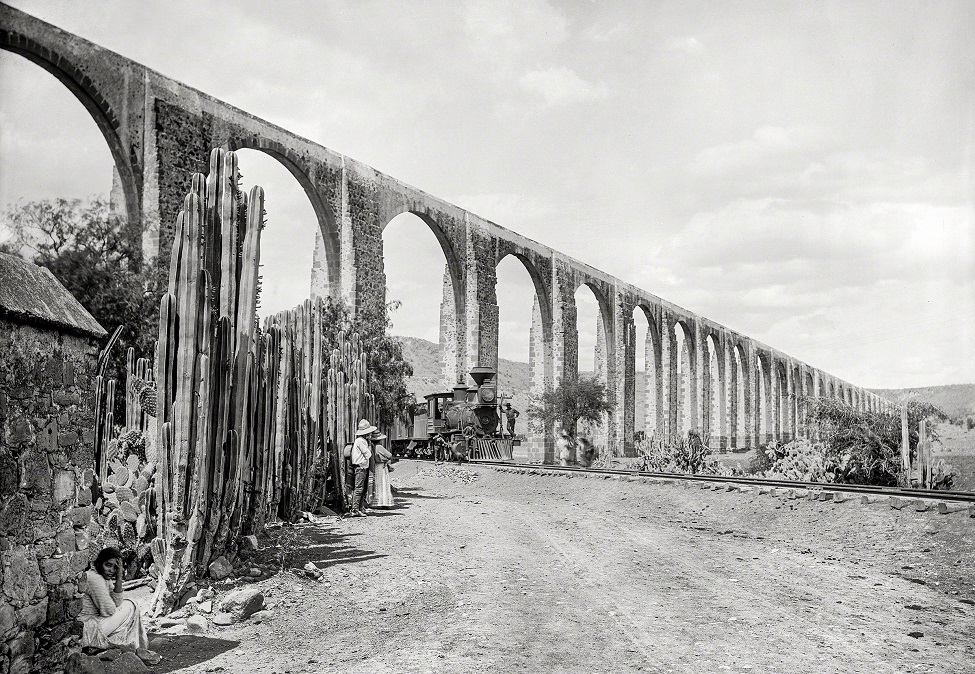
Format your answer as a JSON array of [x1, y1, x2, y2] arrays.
[[390, 366, 515, 461]]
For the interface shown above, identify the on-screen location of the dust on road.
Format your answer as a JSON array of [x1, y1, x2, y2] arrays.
[[154, 461, 975, 674]]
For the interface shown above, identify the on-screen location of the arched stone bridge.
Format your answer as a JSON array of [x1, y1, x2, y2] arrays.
[[1, 4, 893, 461]]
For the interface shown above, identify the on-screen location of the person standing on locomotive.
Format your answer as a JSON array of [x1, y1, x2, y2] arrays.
[[503, 402, 520, 438], [350, 419, 376, 516]]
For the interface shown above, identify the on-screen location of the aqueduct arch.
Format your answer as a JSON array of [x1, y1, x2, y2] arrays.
[[0, 28, 142, 233], [0, 3, 893, 460]]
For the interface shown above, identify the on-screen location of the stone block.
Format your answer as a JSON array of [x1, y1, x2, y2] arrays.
[[8, 631, 35, 660], [15, 597, 48, 629], [75, 529, 90, 551], [0, 452, 18, 497], [33, 538, 57, 558], [21, 450, 52, 495], [10, 653, 32, 674], [29, 495, 53, 513], [39, 551, 89, 585], [65, 506, 92, 528], [45, 356, 64, 385], [56, 528, 77, 553], [53, 392, 81, 407], [6, 416, 34, 445], [37, 419, 58, 452], [1, 547, 43, 604], [0, 600, 14, 640], [53, 470, 76, 506], [58, 431, 80, 447], [0, 494, 29, 536]]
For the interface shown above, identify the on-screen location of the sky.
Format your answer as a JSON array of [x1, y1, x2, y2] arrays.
[[0, 0, 973, 389]]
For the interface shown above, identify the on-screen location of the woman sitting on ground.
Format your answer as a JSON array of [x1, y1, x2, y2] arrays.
[[79, 547, 152, 655]]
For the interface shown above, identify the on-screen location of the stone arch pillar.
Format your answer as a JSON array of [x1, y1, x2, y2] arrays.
[[723, 336, 737, 450], [619, 303, 637, 456]]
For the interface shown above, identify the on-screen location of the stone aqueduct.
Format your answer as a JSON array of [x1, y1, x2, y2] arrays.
[[1, 4, 893, 461]]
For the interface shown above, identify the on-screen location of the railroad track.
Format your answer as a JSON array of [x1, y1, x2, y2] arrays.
[[468, 459, 975, 505]]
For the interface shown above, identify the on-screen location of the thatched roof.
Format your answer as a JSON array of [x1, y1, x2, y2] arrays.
[[0, 253, 107, 338]]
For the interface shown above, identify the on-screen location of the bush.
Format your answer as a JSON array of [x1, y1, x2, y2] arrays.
[[637, 430, 718, 475], [758, 439, 835, 483]]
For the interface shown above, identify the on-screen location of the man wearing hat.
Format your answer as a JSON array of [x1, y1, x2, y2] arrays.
[[350, 419, 376, 516], [503, 403, 520, 439]]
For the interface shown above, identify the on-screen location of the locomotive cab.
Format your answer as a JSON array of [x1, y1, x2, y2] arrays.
[[424, 392, 453, 436]]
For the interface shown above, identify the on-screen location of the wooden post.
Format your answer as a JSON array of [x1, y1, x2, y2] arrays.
[[900, 404, 910, 477]]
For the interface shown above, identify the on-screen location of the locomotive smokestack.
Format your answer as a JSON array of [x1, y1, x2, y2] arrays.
[[452, 383, 468, 403]]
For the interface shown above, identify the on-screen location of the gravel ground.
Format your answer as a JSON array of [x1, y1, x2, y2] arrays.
[[149, 460, 975, 674]]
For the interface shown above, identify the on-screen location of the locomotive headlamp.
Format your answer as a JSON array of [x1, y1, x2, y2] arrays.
[[469, 366, 498, 405]]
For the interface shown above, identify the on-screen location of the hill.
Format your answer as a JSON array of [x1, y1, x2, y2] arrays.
[[395, 336, 533, 408], [869, 384, 975, 420]]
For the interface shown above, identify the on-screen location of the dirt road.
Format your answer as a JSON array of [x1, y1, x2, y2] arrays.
[[151, 461, 975, 674]]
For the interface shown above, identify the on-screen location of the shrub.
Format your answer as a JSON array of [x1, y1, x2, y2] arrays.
[[637, 430, 718, 475]]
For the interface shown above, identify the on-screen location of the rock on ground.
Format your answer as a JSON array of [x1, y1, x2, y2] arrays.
[[218, 587, 264, 620]]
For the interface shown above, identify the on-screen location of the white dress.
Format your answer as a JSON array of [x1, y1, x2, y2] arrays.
[[372, 445, 395, 507], [78, 570, 149, 651]]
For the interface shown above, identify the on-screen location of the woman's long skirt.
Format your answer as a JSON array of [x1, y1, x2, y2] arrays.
[[373, 464, 394, 507], [81, 599, 149, 651]]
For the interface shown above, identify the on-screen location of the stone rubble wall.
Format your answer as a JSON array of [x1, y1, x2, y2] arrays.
[[0, 318, 101, 674]]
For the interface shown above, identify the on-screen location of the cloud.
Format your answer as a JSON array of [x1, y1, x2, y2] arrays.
[[462, 0, 569, 60], [667, 36, 705, 54], [691, 125, 827, 177], [518, 67, 610, 106], [633, 191, 975, 387]]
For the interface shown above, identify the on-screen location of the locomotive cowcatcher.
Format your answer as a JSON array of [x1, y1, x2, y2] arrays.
[[391, 366, 515, 461]]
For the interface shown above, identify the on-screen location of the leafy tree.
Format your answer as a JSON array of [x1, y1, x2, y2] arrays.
[[526, 374, 613, 438], [2, 197, 156, 416], [312, 294, 414, 431]]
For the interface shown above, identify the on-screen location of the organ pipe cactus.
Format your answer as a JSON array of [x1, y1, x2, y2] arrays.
[[137, 148, 387, 614]]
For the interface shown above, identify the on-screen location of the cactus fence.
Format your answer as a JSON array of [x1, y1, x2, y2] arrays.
[[92, 148, 382, 614]]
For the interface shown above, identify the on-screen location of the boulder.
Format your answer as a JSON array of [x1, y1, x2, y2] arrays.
[[185, 615, 207, 632], [136, 648, 162, 666], [218, 587, 264, 620], [249, 609, 273, 624], [106, 651, 147, 674], [211, 612, 234, 626], [208, 556, 233, 581], [65, 653, 107, 674], [240, 534, 259, 551], [97, 649, 122, 662]]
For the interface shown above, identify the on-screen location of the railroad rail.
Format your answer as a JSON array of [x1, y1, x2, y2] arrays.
[[468, 459, 975, 504]]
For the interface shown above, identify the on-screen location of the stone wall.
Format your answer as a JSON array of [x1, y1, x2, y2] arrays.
[[0, 318, 100, 674]]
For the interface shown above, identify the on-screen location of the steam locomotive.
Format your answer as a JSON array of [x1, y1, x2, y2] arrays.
[[391, 366, 515, 461]]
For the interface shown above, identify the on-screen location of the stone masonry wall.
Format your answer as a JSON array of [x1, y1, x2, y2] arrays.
[[0, 318, 100, 674]]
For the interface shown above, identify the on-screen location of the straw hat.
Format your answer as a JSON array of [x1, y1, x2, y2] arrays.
[[370, 430, 387, 440], [355, 419, 378, 436]]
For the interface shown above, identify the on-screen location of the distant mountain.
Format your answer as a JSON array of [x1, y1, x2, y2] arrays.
[[869, 384, 975, 420], [395, 335, 533, 409], [396, 335, 973, 423]]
